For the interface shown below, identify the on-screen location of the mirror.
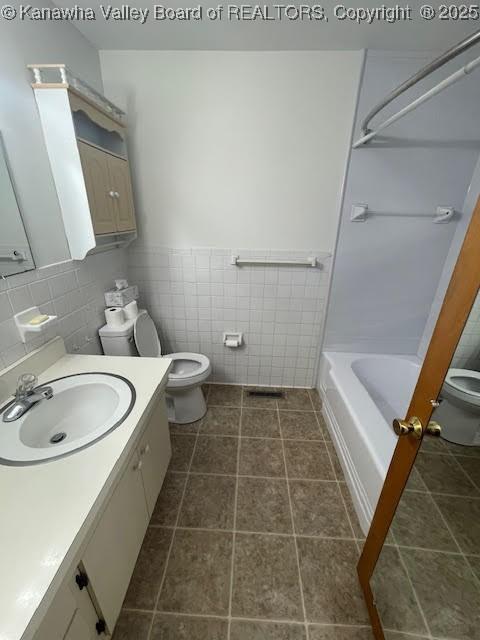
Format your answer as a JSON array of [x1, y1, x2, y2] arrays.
[[371, 290, 480, 639], [0, 134, 35, 277]]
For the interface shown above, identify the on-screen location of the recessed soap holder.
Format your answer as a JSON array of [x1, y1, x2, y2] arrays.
[[14, 306, 57, 343]]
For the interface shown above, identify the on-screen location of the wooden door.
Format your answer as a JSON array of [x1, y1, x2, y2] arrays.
[[138, 396, 171, 516], [358, 196, 480, 639], [107, 155, 136, 232], [82, 449, 149, 632], [77, 141, 117, 235]]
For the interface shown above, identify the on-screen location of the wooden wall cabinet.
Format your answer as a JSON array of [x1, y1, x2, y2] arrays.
[[30, 66, 137, 259], [33, 395, 171, 639], [78, 141, 136, 236]]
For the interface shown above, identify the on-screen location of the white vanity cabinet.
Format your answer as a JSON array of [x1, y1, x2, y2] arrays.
[[137, 398, 172, 516], [81, 397, 170, 632], [82, 447, 149, 631], [33, 393, 171, 639]]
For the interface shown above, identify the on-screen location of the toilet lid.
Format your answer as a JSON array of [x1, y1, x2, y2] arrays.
[[134, 311, 162, 357]]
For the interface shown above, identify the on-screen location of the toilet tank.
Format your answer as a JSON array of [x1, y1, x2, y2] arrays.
[[99, 319, 139, 357]]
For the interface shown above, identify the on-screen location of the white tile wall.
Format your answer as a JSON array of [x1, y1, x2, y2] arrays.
[[451, 291, 480, 370], [0, 249, 127, 369], [127, 246, 330, 387]]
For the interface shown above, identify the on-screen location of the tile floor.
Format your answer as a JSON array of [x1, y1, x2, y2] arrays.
[[113, 384, 371, 640], [373, 436, 480, 640]]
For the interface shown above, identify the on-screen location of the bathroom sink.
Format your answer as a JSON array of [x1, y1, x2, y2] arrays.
[[0, 373, 135, 465]]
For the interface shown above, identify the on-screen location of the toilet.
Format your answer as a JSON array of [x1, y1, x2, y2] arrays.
[[435, 368, 480, 446], [99, 310, 211, 424]]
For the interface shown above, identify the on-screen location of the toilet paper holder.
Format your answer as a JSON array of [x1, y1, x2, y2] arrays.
[[223, 332, 243, 348]]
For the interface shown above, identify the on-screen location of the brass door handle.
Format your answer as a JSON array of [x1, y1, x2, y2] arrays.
[[392, 417, 423, 439], [426, 421, 442, 436]]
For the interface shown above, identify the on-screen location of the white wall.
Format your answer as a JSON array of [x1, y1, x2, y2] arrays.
[[99, 50, 362, 386], [101, 50, 363, 251], [0, 0, 103, 267], [324, 50, 480, 355], [451, 291, 480, 370], [418, 155, 480, 364]]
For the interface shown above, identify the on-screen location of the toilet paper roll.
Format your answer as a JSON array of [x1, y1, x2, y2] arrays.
[[105, 307, 125, 327], [225, 339, 240, 348], [124, 300, 138, 320]]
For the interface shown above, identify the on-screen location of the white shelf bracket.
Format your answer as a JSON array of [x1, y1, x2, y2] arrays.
[[434, 206, 455, 224], [351, 204, 368, 222]]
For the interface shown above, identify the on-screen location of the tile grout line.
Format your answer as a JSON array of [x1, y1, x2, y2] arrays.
[[226, 388, 242, 640], [173, 432, 328, 443], [166, 469, 342, 484], [423, 477, 480, 593], [277, 395, 310, 640], [449, 451, 480, 493], [397, 487, 480, 499], [124, 605, 375, 629], [144, 386, 208, 640], [411, 442, 480, 598], [388, 529, 433, 639], [147, 523, 363, 542]]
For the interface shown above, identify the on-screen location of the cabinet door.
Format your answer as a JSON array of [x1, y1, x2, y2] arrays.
[[68, 570, 104, 639], [82, 450, 149, 632], [138, 395, 172, 516], [78, 140, 117, 235], [64, 611, 96, 640], [34, 569, 102, 640], [33, 582, 76, 640], [107, 155, 136, 232]]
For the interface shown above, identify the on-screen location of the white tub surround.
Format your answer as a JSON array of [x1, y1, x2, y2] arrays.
[[318, 352, 421, 534], [0, 338, 172, 640]]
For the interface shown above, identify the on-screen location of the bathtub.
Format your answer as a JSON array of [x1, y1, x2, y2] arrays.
[[318, 352, 421, 534]]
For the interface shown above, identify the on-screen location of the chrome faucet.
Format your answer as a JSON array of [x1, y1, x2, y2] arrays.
[[2, 373, 53, 423]]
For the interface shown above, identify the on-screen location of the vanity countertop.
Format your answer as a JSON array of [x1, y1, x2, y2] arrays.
[[0, 342, 172, 640]]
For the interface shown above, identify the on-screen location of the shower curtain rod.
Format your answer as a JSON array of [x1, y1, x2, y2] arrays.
[[358, 28, 480, 139], [353, 53, 480, 148]]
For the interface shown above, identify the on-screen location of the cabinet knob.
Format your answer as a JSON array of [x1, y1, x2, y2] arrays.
[[75, 571, 89, 590], [96, 619, 106, 635], [141, 444, 150, 456], [108, 190, 116, 198], [133, 459, 143, 471]]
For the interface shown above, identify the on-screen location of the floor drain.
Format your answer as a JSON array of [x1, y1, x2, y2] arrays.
[[50, 432, 67, 444], [247, 390, 284, 398]]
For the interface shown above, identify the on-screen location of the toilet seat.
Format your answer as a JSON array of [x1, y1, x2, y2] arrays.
[[133, 312, 211, 389], [167, 353, 211, 388], [442, 368, 480, 409]]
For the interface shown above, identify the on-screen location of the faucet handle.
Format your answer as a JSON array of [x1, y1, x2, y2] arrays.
[[16, 373, 38, 398]]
